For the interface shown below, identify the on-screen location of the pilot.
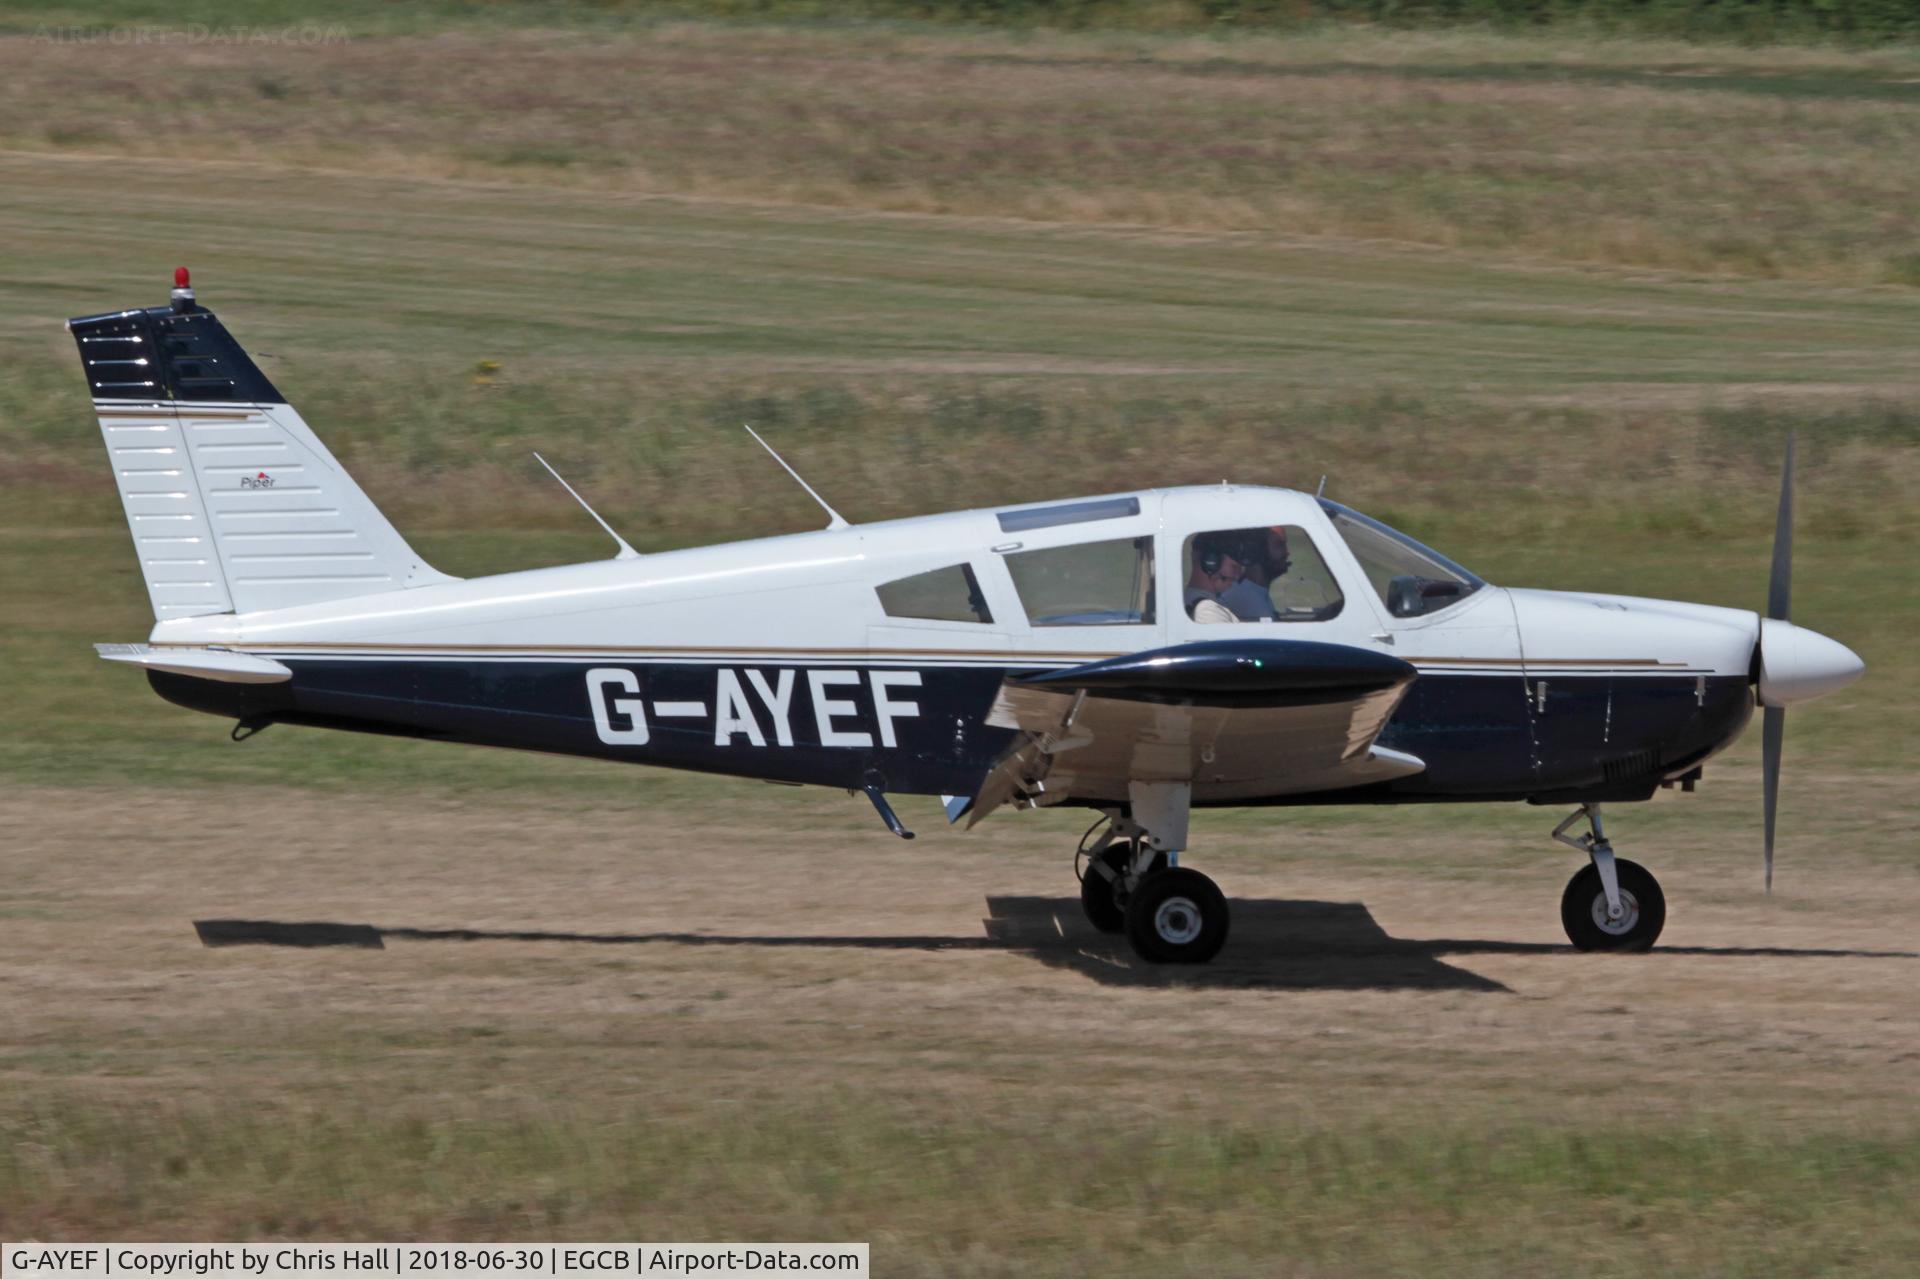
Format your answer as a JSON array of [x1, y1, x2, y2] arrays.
[[1221, 526, 1291, 622], [1184, 534, 1243, 624]]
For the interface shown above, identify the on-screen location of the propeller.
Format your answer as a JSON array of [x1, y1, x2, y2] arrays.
[[1761, 434, 1794, 893]]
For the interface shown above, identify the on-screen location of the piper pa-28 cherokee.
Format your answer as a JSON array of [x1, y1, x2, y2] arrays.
[[74, 271, 1866, 964]]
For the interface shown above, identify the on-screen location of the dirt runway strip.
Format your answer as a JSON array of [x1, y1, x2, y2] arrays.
[[6, 781, 1917, 1127]]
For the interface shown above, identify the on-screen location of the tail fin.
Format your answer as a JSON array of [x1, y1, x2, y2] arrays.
[[69, 271, 453, 619]]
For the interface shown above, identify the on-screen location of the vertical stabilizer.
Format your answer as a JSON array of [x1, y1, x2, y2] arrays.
[[70, 272, 453, 619]]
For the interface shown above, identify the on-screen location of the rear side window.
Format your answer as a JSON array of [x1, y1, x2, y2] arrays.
[[876, 563, 993, 623], [1005, 536, 1155, 626]]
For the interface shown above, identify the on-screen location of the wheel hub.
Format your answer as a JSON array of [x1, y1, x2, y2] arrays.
[[1589, 889, 1641, 935], [1153, 895, 1203, 945]]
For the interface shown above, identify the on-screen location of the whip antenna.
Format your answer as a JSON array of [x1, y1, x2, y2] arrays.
[[532, 452, 640, 560], [744, 424, 850, 531]]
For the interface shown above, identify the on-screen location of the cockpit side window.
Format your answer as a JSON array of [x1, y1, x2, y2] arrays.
[[1318, 499, 1485, 619], [1181, 525, 1344, 624], [1005, 536, 1155, 627], [876, 563, 994, 624]]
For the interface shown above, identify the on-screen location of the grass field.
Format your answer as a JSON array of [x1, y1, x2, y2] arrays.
[[1, 13, 1918, 1274], [4, 22, 1920, 282], [4, 153, 1914, 785], [3, 782, 1918, 1274]]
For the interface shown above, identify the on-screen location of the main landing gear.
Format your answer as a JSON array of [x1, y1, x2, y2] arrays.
[[1074, 796, 1671, 961], [1552, 803, 1667, 951], [1075, 783, 1230, 965]]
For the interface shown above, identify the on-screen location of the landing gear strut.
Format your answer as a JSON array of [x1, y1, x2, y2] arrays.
[[1074, 784, 1230, 964], [1076, 817, 1161, 935], [1552, 803, 1667, 951]]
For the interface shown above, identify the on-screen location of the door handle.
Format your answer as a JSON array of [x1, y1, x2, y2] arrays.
[[1371, 632, 1394, 646]]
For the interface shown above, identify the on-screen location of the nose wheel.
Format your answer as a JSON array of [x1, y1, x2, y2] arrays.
[[1552, 804, 1667, 951], [1560, 860, 1666, 951]]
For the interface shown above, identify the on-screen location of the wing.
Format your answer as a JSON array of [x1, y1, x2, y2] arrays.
[[963, 639, 1423, 825]]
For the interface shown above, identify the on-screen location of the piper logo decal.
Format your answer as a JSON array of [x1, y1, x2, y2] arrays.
[[240, 471, 275, 490], [586, 668, 922, 749]]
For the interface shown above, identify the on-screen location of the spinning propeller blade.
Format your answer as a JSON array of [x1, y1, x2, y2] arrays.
[[1762, 705, 1784, 894], [1767, 434, 1795, 623], [1760, 434, 1794, 893]]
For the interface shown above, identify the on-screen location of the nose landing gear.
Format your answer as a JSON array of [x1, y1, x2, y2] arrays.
[[1552, 803, 1667, 951]]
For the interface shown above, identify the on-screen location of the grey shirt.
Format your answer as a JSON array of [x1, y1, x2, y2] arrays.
[[1219, 578, 1277, 622]]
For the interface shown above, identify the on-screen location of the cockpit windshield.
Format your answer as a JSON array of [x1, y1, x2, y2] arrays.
[[1318, 499, 1486, 619]]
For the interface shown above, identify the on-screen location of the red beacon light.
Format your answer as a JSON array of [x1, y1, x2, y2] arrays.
[[170, 265, 195, 313]]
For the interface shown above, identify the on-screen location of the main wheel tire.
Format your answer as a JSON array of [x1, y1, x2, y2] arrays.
[[1125, 868, 1230, 965], [1560, 859, 1666, 952], [1079, 842, 1165, 934]]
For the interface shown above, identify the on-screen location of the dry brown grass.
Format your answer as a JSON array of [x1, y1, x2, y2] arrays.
[[2, 771, 1917, 1261], [5, 769, 1906, 1112], [7, 150, 1918, 555], [2, 25, 1918, 283], [2, 23, 1915, 1261]]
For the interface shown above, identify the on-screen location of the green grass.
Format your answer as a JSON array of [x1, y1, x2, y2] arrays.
[[4, 0, 1920, 42], [0, 23, 1917, 1268], [3, 23, 1919, 283], [1, 151, 1912, 790], [4, 1099, 1917, 1275]]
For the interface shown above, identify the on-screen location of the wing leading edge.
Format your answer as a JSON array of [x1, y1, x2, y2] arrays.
[[965, 639, 1423, 824]]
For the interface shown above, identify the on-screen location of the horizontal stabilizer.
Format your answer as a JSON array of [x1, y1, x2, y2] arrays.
[[95, 643, 291, 684]]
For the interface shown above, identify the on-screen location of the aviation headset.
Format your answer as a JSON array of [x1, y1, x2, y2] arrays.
[[1197, 531, 1290, 578]]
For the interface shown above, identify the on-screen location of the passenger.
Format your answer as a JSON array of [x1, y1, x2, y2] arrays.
[[1184, 534, 1242, 624], [1221, 526, 1291, 621]]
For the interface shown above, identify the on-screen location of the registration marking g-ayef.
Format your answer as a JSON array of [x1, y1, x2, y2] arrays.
[[586, 667, 922, 749]]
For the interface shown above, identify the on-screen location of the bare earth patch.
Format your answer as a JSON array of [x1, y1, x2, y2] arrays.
[[5, 777, 1917, 1115], [2, 767, 1916, 1267]]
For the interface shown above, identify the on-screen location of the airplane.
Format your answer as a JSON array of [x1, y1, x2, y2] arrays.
[[71, 271, 1866, 965]]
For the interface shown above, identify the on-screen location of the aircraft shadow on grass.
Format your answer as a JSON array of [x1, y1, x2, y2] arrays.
[[979, 897, 1508, 991], [192, 900, 1920, 994]]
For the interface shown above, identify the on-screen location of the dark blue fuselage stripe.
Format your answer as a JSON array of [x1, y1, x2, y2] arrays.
[[146, 659, 1755, 805]]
